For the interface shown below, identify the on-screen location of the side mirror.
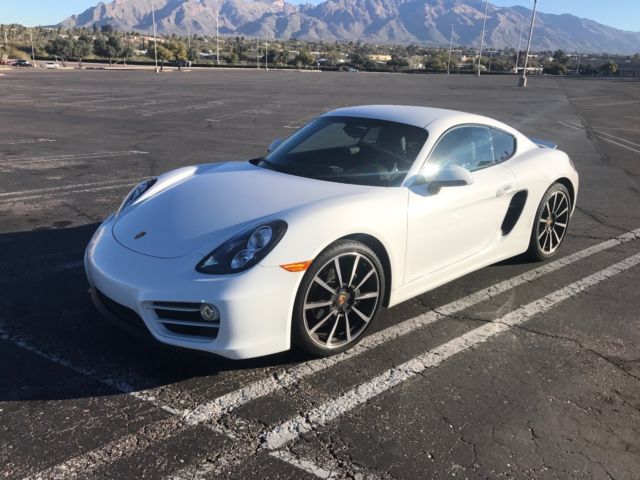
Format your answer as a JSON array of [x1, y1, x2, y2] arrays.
[[268, 138, 283, 153], [414, 165, 474, 193]]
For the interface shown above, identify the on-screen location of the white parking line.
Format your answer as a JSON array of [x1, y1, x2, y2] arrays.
[[0, 179, 137, 198], [172, 250, 640, 479], [0, 138, 56, 145], [597, 136, 640, 155], [183, 228, 640, 425], [0, 150, 148, 164], [0, 324, 186, 417], [557, 120, 583, 131], [556, 121, 640, 154], [0, 179, 139, 203], [268, 450, 380, 480], [263, 251, 640, 450], [22, 417, 186, 480], [595, 129, 640, 149], [25, 229, 640, 480], [269, 451, 338, 479]]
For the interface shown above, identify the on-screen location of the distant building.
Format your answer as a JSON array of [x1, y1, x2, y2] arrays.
[[370, 54, 392, 63], [513, 66, 543, 74]]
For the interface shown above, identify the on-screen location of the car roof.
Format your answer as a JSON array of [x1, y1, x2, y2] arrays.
[[322, 105, 492, 129]]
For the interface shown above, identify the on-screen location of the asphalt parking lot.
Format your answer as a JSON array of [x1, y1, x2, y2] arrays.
[[1, 69, 639, 479]]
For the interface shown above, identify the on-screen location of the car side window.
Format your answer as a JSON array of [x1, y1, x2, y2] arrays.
[[491, 128, 516, 162], [427, 126, 495, 172]]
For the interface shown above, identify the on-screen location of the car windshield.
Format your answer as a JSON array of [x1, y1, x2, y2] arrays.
[[256, 116, 428, 187]]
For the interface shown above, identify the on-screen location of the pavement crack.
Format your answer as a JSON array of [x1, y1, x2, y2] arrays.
[[575, 206, 634, 234]]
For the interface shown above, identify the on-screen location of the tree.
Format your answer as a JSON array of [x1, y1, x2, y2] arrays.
[[93, 34, 128, 65], [72, 35, 92, 67], [45, 37, 74, 64], [424, 53, 447, 72], [100, 24, 114, 34], [552, 49, 569, 66], [349, 51, 372, 69], [598, 60, 618, 76], [294, 49, 315, 67], [148, 43, 172, 70], [167, 40, 187, 69], [387, 54, 409, 71], [187, 46, 199, 62], [543, 61, 568, 75]]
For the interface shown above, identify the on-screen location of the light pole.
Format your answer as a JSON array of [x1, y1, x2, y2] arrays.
[[151, 0, 159, 72], [514, 23, 524, 74], [447, 24, 454, 75], [519, 0, 538, 87], [476, 0, 488, 77]]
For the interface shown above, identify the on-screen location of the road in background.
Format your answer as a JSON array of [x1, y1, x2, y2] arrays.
[[0, 70, 638, 479]]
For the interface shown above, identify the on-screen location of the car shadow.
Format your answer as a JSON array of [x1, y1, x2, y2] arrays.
[[0, 222, 540, 404], [0, 222, 321, 403]]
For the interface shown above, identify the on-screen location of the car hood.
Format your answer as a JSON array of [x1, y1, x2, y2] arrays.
[[112, 161, 372, 259]]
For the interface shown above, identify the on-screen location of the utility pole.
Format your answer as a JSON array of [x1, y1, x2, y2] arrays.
[[447, 24, 454, 75], [515, 23, 524, 74], [576, 53, 582, 75], [3, 29, 9, 63], [151, 0, 159, 72], [477, 0, 488, 77], [256, 37, 259, 69], [519, 0, 538, 87], [265, 31, 268, 71], [216, 3, 220, 65], [28, 28, 36, 66]]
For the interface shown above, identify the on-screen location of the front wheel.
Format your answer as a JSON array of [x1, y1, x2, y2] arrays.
[[292, 240, 385, 357], [527, 183, 571, 261]]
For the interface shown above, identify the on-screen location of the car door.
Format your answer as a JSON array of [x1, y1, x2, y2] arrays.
[[404, 125, 517, 282]]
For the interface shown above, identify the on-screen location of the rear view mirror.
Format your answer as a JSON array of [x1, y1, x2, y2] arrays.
[[268, 138, 283, 153]]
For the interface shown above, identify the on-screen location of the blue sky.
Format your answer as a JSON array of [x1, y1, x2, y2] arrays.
[[2, 0, 639, 32]]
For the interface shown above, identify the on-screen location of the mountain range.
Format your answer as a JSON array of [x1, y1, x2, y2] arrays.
[[59, 0, 640, 54]]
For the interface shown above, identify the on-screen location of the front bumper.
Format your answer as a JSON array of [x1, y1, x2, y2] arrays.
[[84, 217, 302, 359]]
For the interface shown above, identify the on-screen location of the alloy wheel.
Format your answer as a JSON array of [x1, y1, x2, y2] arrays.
[[537, 190, 570, 255], [302, 252, 380, 349]]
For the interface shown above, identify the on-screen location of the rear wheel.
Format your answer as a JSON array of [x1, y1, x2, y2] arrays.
[[292, 240, 385, 357], [527, 183, 571, 261]]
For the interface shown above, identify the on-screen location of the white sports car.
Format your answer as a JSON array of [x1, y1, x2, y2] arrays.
[[85, 105, 578, 359]]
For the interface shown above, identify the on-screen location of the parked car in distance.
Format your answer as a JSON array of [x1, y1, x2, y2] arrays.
[[41, 62, 60, 69], [12, 59, 33, 67], [85, 105, 579, 360]]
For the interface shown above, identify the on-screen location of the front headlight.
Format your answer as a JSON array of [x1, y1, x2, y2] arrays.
[[196, 220, 288, 274], [117, 178, 157, 214]]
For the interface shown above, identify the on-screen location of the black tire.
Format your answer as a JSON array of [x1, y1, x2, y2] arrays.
[[292, 239, 386, 357], [527, 182, 572, 261]]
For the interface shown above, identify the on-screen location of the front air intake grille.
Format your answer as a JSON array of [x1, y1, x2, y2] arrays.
[[149, 302, 219, 339], [95, 289, 149, 336]]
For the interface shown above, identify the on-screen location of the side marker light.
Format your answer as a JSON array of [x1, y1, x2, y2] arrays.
[[280, 260, 312, 272]]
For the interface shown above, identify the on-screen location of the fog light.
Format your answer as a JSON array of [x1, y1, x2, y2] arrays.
[[200, 303, 219, 322]]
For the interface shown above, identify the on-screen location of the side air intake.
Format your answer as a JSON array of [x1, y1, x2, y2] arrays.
[[501, 190, 528, 235]]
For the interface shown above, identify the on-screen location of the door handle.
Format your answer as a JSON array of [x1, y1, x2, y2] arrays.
[[496, 184, 514, 197]]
